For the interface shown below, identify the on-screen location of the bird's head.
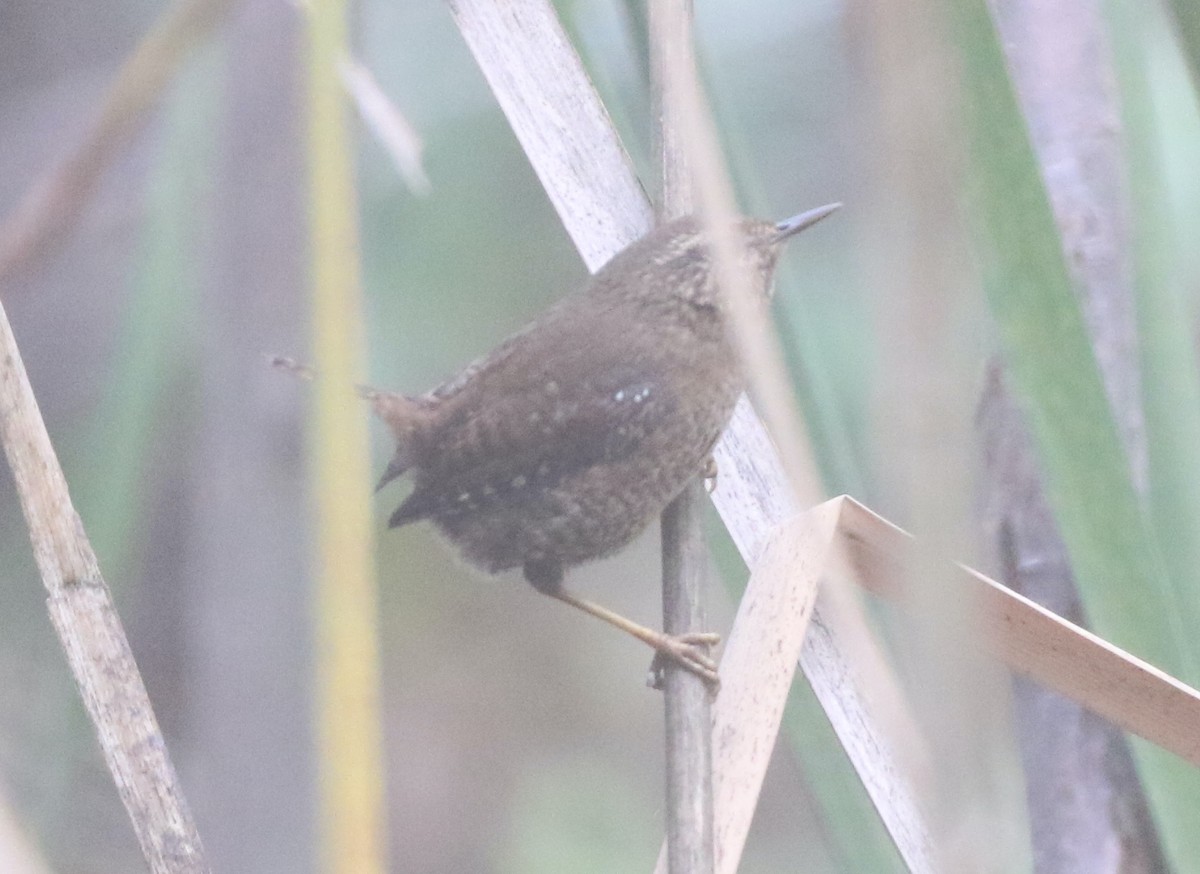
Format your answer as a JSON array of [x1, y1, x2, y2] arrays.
[[618, 203, 840, 313]]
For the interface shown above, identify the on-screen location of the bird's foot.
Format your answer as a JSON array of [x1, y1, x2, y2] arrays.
[[647, 631, 721, 692], [543, 586, 721, 691]]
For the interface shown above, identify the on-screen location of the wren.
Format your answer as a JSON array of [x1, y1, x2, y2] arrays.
[[370, 204, 838, 684]]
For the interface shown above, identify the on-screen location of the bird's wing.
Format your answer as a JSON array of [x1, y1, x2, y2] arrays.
[[389, 342, 676, 527]]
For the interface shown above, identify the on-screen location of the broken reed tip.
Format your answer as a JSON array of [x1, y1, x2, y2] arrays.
[[266, 354, 317, 382]]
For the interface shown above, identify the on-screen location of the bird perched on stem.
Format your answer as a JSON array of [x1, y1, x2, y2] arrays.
[[369, 204, 839, 686]]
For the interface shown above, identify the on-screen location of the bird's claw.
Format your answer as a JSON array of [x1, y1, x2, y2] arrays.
[[647, 631, 721, 692]]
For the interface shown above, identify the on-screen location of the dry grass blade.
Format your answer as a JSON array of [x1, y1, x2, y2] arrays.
[[339, 58, 431, 195], [444, 0, 654, 269], [0, 303, 208, 870], [712, 403, 937, 871], [654, 500, 833, 874], [0, 0, 236, 283], [840, 497, 1200, 766]]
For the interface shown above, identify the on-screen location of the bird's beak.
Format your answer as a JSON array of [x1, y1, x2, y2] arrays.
[[772, 202, 841, 243]]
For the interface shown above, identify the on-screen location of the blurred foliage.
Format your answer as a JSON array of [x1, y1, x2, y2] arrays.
[[70, 41, 218, 581], [948, 0, 1200, 866], [307, 0, 387, 869], [495, 757, 659, 874], [2, 0, 1200, 871]]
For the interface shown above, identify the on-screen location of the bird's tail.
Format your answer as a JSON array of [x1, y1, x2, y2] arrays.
[[359, 386, 429, 492], [269, 356, 427, 492]]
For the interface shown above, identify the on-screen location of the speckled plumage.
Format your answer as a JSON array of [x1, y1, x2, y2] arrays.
[[373, 209, 833, 594]]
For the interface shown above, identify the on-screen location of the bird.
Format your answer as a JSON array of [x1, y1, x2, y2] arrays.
[[369, 204, 839, 686]]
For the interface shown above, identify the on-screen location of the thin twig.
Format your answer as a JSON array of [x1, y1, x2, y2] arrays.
[[651, 3, 715, 874], [0, 0, 237, 284], [659, 483, 714, 874], [0, 301, 208, 870]]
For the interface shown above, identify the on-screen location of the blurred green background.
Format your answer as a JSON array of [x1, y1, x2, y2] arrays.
[[1, 0, 1199, 871]]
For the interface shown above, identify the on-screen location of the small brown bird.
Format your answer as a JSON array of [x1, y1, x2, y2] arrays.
[[370, 204, 838, 684]]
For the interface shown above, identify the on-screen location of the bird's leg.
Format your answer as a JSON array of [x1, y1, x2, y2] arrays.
[[523, 560, 721, 688], [551, 589, 721, 687]]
